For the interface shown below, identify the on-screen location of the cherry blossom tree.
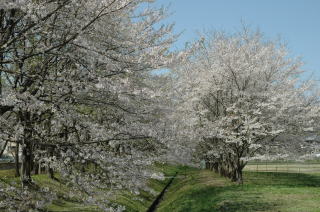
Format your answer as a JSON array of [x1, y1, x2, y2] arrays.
[[172, 29, 320, 183], [0, 0, 185, 210]]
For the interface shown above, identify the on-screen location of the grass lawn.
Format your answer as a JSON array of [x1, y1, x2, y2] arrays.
[[157, 168, 320, 212], [245, 162, 320, 173], [1, 164, 320, 212]]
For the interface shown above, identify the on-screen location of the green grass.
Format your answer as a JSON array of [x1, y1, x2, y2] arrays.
[[2, 164, 320, 212], [245, 162, 320, 173], [157, 169, 320, 212], [0, 169, 15, 178], [112, 163, 187, 212], [0, 169, 101, 211], [0, 163, 183, 212], [35, 174, 101, 212]]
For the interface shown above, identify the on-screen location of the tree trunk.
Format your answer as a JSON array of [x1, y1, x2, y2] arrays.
[[21, 141, 32, 185], [15, 143, 20, 177], [48, 166, 55, 179], [47, 146, 56, 180], [230, 159, 245, 184], [237, 168, 243, 184], [213, 163, 219, 173], [0, 140, 8, 158], [231, 167, 243, 184], [20, 118, 33, 186], [33, 161, 39, 175], [205, 161, 210, 169]]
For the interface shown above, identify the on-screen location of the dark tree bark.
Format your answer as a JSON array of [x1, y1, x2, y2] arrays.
[[15, 143, 20, 177], [33, 161, 39, 175], [20, 111, 34, 186], [48, 166, 55, 179], [47, 146, 57, 180], [0, 140, 8, 158], [21, 141, 33, 185]]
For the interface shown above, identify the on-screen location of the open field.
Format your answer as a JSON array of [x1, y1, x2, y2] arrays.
[[244, 162, 320, 173]]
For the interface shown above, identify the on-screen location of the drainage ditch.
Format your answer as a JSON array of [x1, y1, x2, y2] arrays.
[[146, 172, 178, 212]]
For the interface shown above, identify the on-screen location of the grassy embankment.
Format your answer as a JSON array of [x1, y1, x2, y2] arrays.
[[1, 163, 320, 212], [0, 169, 101, 211], [156, 166, 320, 212], [0, 164, 184, 212]]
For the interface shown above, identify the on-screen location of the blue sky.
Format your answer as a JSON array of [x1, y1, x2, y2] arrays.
[[152, 0, 320, 79]]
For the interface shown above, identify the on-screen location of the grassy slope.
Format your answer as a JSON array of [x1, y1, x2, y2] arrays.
[[0, 164, 183, 212], [157, 168, 320, 212], [113, 164, 187, 212], [1, 165, 320, 212], [0, 169, 100, 211]]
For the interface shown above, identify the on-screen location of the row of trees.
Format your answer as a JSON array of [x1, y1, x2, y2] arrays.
[[0, 0, 319, 211], [171, 30, 320, 183], [0, 0, 187, 211]]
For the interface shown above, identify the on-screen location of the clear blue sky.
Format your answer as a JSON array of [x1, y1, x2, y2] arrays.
[[153, 0, 320, 79]]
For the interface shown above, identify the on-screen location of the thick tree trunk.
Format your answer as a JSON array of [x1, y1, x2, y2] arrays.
[[20, 117, 33, 186], [231, 167, 243, 184], [21, 141, 33, 185], [15, 143, 20, 177], [230, 159, 245, 184], [236, 168, 243, 184], [33, 161, 39, 175], [48, 166, 55, 179], [47, 146, 57, 180]]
